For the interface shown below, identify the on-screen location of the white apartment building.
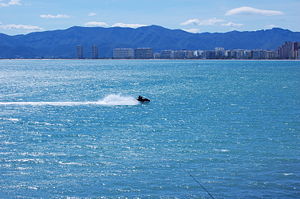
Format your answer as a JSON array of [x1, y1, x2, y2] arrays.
[[113, 48, 134, 59]]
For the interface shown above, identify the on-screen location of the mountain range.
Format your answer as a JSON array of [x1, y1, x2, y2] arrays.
[[1, 25, 300, 58]]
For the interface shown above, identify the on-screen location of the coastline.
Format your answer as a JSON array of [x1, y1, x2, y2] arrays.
[[0, 58, 299, 61]]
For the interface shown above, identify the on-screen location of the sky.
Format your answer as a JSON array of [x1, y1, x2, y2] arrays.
[[0, 0, 299, 35]]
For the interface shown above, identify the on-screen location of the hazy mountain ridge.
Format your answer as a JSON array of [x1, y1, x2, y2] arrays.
[[0, 25, 300, 58]]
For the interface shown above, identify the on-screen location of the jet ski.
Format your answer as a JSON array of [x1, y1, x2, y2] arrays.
[[137, 95, 150, 103]]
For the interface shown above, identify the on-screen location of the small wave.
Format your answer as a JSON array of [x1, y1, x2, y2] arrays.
[[27, 186, 39, 190], [214, 149, 230, 153], [0, 94, 139, 106], [0, 117, 20, 122], [1, 141, 17, 145], [6, 158, 44, 164], [283, 173, 294, 176], [58, 161, 84, 166]]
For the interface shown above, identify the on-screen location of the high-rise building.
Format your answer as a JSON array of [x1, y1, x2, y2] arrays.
[[297, 49, 300, 59], [244, 50, 252, 59], [160, 50, 174, 59], [92, 45, 98, 59], [113, 48, 134, 59], [215, 47, 225, 59], [173, 50, 196, 59], [173, 50, 186, 59], [134, 48, 153, 59], [76, 45, 83, 59], [295, 42, 300, 59], [153, 53, 161, 59], [266, 51, 278, 59], [203, 50, 216, 59], [237, 50, 246, 59], [252, 50, 267, 59], [195, 50, 205, 59], [186, 50, 196, 59], [277, 42, 300, 59], [225, 50, 232, 58]]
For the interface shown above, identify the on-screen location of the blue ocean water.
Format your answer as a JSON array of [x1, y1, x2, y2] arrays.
[[0, 59, 299, 199]]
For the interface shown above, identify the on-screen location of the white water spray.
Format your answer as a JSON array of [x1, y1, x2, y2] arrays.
[[0, 94, 139, 106]]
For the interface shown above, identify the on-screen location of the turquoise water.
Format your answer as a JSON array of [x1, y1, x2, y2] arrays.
[[0, 60, 299, 198]]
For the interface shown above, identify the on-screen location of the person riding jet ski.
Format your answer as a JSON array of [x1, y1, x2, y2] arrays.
[[137, 95, 150, 103]]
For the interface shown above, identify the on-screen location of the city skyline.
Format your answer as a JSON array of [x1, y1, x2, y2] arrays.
[[78, 42, 300, 60], [0, 0, 299, 35]]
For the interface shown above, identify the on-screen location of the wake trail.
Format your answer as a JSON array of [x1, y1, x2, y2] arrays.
[[0, 94, 139, 106]]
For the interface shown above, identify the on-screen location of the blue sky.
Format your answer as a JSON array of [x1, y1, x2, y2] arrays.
[[0, 0, 299, 35]]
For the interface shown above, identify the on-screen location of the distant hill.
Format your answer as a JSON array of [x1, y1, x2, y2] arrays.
[[1, 25, 300, 58]]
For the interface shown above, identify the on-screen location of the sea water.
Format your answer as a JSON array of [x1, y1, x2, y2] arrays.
[[0, 60, 299, 198]]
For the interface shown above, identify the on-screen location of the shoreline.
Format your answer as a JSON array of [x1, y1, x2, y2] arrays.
[[0, 58, 299, 61]]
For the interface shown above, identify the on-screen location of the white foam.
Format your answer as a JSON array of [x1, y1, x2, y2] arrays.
[[283, 173, 294, 176], [7, 118, 19, 122], [0, 117, 20, 122], [27, 186, 39, 190], [58, 161, 84, 166], [96, 94, 139, 106], [214, 149, 230, 153], [0, 94, 139, 106]]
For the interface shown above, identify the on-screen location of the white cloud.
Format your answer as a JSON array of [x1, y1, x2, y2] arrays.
[[183, 28, 200, 33], [180, 19, 200, 26], [8, 0, 20, 5], [0, 0, 21, 7], [181, 18, 225, 26], [225, 7, 283, 16], [83, 22, 147, 28], [88, 12, 97, 17], [84, 21, 109, 27], [265, 24, 279, 29], [112, 23, 147, 28], [221, 22, 243, 27], [40, 14, 70, 19], [0, 24, 42, 30]]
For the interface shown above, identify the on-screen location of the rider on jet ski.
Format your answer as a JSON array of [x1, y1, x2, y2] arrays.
[[137, 95, 150, 102]]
